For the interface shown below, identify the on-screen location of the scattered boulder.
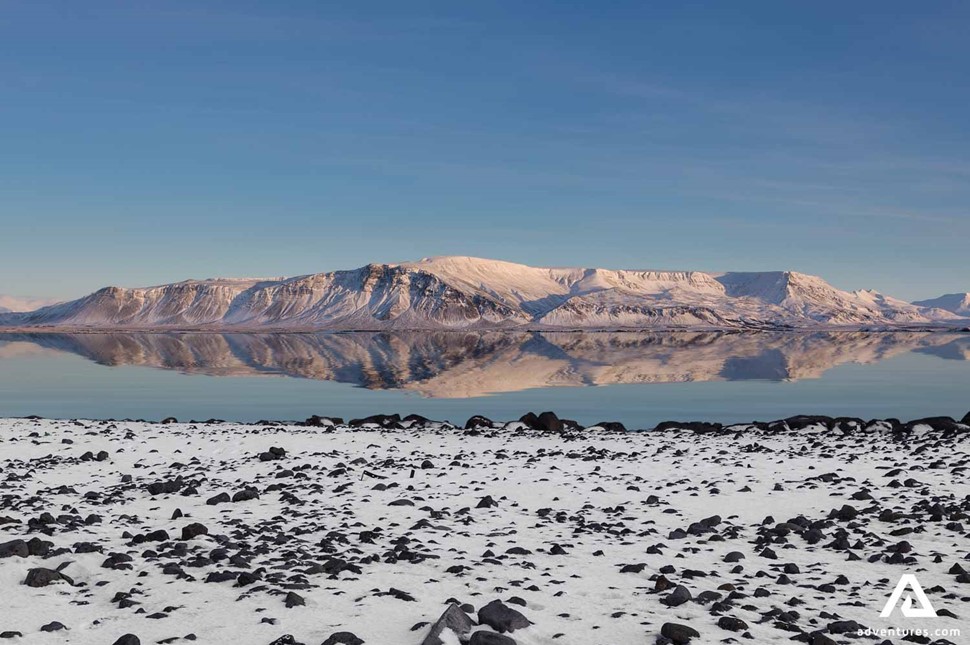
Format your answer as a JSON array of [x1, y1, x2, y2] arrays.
[[661, 623, 700, 644], [111, 636, 141, 645], [181, 523, 209, 540], [468, 632, 516, 645], [478, 600, 531, 633], [419, 603, 474, 645], [661, 585, 692, 607], [23, 568, 72, 588], [0, 540, 28, 559], [40, 622, 67, 632], [206, 492, 231, 506], [464, 415, 493, 429], [320, 633, 364, 645]]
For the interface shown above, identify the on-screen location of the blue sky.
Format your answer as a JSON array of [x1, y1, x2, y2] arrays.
[[2, 1, 969, 301]]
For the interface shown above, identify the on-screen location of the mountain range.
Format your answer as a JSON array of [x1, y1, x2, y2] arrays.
[[1, 256, 968, 331]]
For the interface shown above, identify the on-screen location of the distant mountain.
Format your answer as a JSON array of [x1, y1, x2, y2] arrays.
[[0, 256, 966, 331], [914, 293, 970, 317], [0, 295, 60, 313]]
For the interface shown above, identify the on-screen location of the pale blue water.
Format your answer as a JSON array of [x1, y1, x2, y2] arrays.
[[0, 331, 967, 428]]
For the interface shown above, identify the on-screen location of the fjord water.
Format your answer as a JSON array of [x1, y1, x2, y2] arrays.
[[0, 331, 968, 428]]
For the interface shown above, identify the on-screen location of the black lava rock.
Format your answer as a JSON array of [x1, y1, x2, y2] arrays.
[[660, 622, 701, 644], [320, 633, 364, 645], [478, 600, 531, 633], [469, 632, 516, 645], [111, 636, 141, 645]]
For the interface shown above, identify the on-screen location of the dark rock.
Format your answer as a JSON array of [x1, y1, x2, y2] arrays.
[[827, 620, 863, 634], [464, 415, 493, 429], [653, 421, 722, 433], [717, 616, 748, 632], [181, 523, 208, 540], [478, 600, 531, 633], [40, 622, 67, 632], [0, 539, 28, 558], [112, 636, 141, 645], [661, 622, 701, 644], [810, 633, 837, 645], [23, 567, 71, 588], [468, 632, 516, 645], [904, 416, 961, 432], [536, 411, 563, 432], [303, 415, 343, 427], [268, 637, 303, 645], [320, 633, 364, 645], [349, 414, 401, 429], [147, 480, 182, 496], [403, 414, 431, 426], [419, 603, 474, 645], [592, 421, 627, 432], [206, 492, 231, 506], [661, 585, 692, 607], [518, 412, 540, 429], [232, 488, 259, 502], [260, 447, 286, 461]]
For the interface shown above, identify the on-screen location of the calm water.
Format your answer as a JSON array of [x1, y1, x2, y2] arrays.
[[0, 331, 968, 428]]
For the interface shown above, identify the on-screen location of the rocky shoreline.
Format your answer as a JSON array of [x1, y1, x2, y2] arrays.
[[1, 413, 968, 644]]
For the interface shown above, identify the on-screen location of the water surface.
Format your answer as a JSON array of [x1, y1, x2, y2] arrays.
[[0, 331, 968, 427]]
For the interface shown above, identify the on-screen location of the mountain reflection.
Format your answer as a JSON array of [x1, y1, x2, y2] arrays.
[[1, 331, 967, 398]]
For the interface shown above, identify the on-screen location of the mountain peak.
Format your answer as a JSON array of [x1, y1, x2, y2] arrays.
[[914, 293, 970, 316]]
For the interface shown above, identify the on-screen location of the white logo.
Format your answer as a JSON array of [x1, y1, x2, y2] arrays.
[[880, 574, 937, 618]]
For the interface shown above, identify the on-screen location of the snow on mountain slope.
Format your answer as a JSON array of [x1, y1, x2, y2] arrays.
[[914, 293, 970, 317], [714, 272, 934, 324], [21, 278, 268, 327], [397, 257, 729, 313], [12, 264, 527, 330], [2, 257, 967, 330]]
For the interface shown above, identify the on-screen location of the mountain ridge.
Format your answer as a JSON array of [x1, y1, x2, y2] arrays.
[[914, 293, 970, 317], [1, 256, 967, 331]]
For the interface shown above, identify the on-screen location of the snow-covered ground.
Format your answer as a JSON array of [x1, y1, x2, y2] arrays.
[[0, 415, 968, 644]]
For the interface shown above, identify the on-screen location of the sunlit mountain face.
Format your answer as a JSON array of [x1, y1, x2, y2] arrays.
[[2, 257, 967, 331]]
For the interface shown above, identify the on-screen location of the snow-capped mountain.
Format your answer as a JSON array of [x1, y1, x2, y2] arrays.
[[914, 293, 970, 317], [0, 295, 60, 313], [1, 256, 966, 330]]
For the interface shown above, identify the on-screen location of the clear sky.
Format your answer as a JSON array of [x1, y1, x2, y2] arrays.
[[2, 1, 969, 302]]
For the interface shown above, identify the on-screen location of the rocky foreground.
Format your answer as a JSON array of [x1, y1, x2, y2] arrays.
[[1, 412, 969, 645]]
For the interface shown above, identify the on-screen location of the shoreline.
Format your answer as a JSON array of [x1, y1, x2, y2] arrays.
[[4, 410, 970, 433]]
